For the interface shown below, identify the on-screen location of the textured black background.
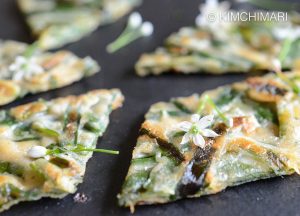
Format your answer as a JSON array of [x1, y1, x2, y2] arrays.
[[1, 0, 300, 215]]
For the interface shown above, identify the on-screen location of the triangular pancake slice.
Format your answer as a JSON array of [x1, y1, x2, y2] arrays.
[[118, 72, 300, 211], [0, 40, 99, 106], [0, 89, 123, 212], [135, 10, 300, 76], [18, 0, 142, 50]]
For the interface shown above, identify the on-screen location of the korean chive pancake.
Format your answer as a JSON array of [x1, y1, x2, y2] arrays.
[[118, 71, 300, 211], [18, 0, 142, 50], [0, 89, 123, 212], [135, 17, 300, 76], [0, 40, 99, 106]]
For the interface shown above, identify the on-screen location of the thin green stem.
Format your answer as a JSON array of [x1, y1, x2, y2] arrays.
[[72, 148, 119, 155], [196, 95, 230, 126], [23, 42, 39, 58], [196, 96, 207, 114], [117, 24, 135, 40], [47, 146, 119, 155], [206, 96, 229, 125], [107, 30, 142, 53], [279, 38, 293, 64]]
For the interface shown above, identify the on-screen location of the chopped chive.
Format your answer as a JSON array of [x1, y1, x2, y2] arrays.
[[34, 127, 60, 138], [30, 163, 46, 181], [63, 107, 70, 130], [83, 122, 102, 133], [14, 137, 40, 142], [47, 148, 63, 155], [0, 162, 24, 177], [74, 111, 81, 145], [0, 162, 9, 173], [0, 111, 16, 125], [172, 101, 192, 114]]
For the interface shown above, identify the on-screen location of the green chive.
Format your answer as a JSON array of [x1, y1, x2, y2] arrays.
[[107, 31, 142, 53], [275, 33, 300, 95], [275, 38, 300, 95], [279, 38, 293, 64], [47, 145, 119, 155], [275, 70, 300, 94], [23, 42, 39, 58], [72, 148, 119, 155], [196, 96, 207, 114], [34, 127, 60, 138], [197, 95, 230, 126]]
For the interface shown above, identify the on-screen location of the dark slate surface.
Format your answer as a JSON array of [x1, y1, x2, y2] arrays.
[[1, 0, 300, 215]]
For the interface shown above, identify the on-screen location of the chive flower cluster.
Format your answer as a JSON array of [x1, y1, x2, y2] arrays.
[[107, 12, 154, 53]]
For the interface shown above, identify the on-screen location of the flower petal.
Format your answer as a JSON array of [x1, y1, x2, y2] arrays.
[[180, 133, 191, 145], [227, 118, 233, 128], [15, 56, 26, 64], [193, 134, 205, 148], [191, 114, 200, 123], [177, 121, 192, 132], [202, 129, 219, 137], [197, 114, 214, 129]]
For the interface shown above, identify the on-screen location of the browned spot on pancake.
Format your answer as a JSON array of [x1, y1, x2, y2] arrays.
[[247, 77, 287, 102], [0, 80, 20, 105], [10, 102, 47, 120], [41, 51, 68, 69], [230, 137, 266, 154], [232, 116, 258, 134]]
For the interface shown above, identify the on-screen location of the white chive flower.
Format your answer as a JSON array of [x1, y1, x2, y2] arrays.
[[177, 114, 219, 148], [273, 24, 300, 41], [128, 12, 143, 28], [195, 0, 231, 36], [141, 22, 154, 36], [9, 56, 44, 81], [271, 59, 282, 73], [27, 146, 47, 158]]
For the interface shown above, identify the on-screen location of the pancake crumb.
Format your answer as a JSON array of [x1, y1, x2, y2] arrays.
[[73, 193, 88, 203]]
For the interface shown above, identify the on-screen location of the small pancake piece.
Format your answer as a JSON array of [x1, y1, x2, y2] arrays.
[[0, 40, 100, 106], [0, 89, 123, 212]]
